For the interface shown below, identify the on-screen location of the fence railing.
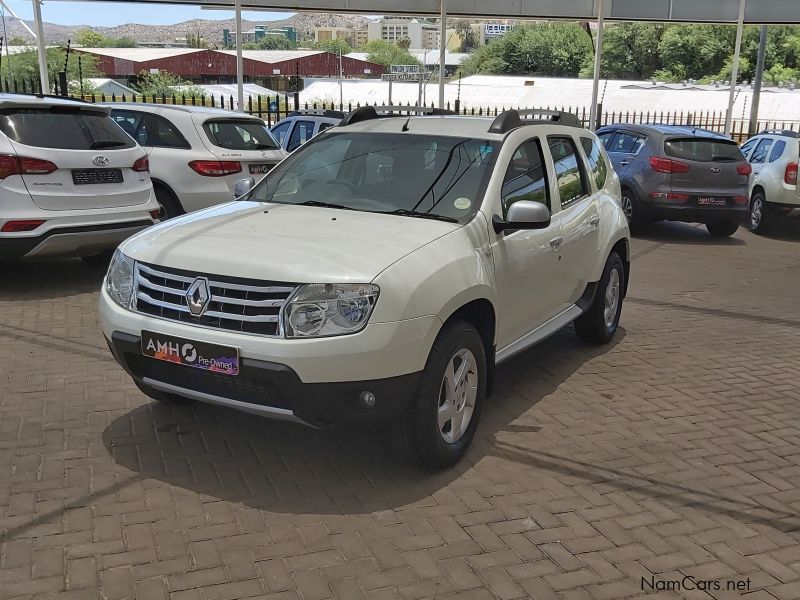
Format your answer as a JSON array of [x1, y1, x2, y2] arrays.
[[2, 77, 798, 141]]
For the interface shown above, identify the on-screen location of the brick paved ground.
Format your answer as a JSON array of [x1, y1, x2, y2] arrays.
[[2, 220, 800, 600]]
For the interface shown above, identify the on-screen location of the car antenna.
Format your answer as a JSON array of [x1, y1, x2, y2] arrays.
[[401, 113, 412, 132]]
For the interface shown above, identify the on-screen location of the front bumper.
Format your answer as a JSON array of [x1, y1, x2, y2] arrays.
[[108, 331, 421, 428], [0, 220, 154, 260]]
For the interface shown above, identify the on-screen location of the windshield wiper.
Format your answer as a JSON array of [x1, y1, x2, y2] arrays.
[[298, 200, 354, 210], [90, 140, 127, 149], [383, 209, 458, 223]]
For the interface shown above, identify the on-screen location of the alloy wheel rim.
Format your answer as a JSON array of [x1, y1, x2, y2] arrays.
[[621, 196, 633, 223], [603, 268, 621, 329], [751, 198, 762, 229], [437, 348, 478, 444]]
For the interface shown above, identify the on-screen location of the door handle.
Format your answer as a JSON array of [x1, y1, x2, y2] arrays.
[[619, 160, 630, 166], [589, 215, 600, 227], [549, 236, 564, 251]]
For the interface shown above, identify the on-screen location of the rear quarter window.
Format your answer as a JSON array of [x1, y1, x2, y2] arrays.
[[664, 138, 744, 163], [0, 108, 136, 150], [769, 140, 787, 163]]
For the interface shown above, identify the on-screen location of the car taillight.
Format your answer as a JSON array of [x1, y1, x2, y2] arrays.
[[0, 154, 57, 178], [1, 219, 46, 232], [649, 156, 690, 174], [132, 156, 149, 172], [189, 160, 242, 177], [784, 162, 798, 185], [737, 163, 752, 176]]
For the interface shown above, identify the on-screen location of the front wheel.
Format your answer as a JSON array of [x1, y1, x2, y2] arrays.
[[391, 321, 486, 469], [749, 192, 773, 235], [574, 252, 625, 345], [706, 219, 740, 237]]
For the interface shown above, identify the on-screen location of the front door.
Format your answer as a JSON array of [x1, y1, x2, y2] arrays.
[[490, 137, 568, 349]]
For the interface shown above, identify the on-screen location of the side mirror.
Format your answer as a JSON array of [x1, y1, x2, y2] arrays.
[[492, 201, 551, 234], [233, 177, 255, 199]]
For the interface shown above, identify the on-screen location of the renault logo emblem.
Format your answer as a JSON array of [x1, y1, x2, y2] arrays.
[[92, 156, 110, 166], [186, 278, 211, 316]]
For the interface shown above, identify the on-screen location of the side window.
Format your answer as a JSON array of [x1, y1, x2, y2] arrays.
[[111, 110, 140, 140], [548, 136, 590, 208], [318, 122, 334, 133], [501, 139, 550, 216], [597, 131, 614, 149], [609, 131, 644, 154], [580, 137, 608, 190], [141, 113, 190, 149], [750, 138, 774, 164], [769, 140, 787, 163], [287, 120, 315, 152], [271, 121, 292, 146], [740, 138, 757, 159]]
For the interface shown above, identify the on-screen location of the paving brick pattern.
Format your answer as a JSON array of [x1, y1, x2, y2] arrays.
[[1, 221, 800, 600]]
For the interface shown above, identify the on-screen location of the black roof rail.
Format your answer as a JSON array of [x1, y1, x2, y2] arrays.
[[340, 105, 455, 127], [290, 109, 345, 119], [489, 109, 581, 134], [758, 129, 800, 138]]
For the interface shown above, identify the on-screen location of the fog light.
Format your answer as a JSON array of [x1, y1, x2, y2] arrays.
[[359, 391, 376, 410]]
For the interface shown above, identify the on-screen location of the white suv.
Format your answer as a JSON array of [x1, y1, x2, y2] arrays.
[[741, 129, 800, 234], [100, 108, 630, 468], [0, 94, 159, 263], [109, 104, 287, 217]]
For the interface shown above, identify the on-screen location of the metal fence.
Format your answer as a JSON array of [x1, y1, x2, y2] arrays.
[[2, 77, 797, 141]]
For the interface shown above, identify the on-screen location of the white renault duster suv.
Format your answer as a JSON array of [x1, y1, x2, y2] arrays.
[[100, 107, 631, 468], [0, 94, 159, 262]]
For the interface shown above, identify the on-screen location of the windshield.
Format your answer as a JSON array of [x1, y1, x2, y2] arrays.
[[248, 132, 499, 223], [0, 108, 136, 150], [203, 120, 280, 151]]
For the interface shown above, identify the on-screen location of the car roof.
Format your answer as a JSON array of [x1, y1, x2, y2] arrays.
[[105, 102, 264, 120], [337, 114, 582, 141], [599, 123, 731, 140], [0, 93, 110, 113]]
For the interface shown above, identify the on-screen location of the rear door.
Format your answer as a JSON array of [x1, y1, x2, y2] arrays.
[[605, 130, 645, 178], [747, 137, 774, 181], [286, 120, 316, 152], [196, 117, 285, 189], [0, 106, 150, 211], [665, 137, 749, 204]]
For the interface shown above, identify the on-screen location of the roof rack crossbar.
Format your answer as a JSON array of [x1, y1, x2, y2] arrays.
[[291, 109, 345, 118], [339, 105, 455, 127], [758, 129, 800, 138], [488, 108, 582, 133]]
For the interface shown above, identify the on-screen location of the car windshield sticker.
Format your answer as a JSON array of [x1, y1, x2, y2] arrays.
[[454, 197, 472, 210]]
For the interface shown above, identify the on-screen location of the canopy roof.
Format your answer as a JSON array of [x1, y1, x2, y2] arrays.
[[56, 0, 800, 24]]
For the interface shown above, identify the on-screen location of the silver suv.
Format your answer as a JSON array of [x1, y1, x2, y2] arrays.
[[598, 124, 752, 237], [740, 130, 800, 234]]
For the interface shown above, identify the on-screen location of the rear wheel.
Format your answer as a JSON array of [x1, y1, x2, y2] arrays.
[[391, 321, 486, 469], [574, 252, 625, 345], [621, 188, 644, 235], [706, 219, 740, 237], [154, 185, 184, 220], [749, 192, 773, 235]]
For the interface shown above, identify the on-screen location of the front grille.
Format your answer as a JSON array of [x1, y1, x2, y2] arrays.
[[72, 168, 124, 185], [126, 353, 290, 409], [134, 262, 296, 336]]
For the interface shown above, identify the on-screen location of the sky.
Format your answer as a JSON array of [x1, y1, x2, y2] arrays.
[[4, 1, 292, 26]]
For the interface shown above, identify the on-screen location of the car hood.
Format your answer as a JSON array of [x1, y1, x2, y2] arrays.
[[121, 201, 460, 283]]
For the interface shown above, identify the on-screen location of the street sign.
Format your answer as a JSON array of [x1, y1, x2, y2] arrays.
[[269, 101, 279, 112], [390, 64, 421, 74], [382, 73, 424, 82]]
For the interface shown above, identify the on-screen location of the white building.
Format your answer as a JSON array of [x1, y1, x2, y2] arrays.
[[367, 17, 441, 50], [482, 23, 514, 43]]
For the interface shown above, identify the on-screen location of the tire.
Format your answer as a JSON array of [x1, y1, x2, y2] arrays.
[[154, 185, 184, 220], [749, 191, 773, 235], [391, 321, 486, 469], [706, 219, 740, 237], [574, 252, 625, 345], [81, 249, 115, 266], [621, 188, 644, 235], [135, 380, 190, 404]]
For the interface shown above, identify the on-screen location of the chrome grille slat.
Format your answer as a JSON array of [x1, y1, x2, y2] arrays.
[[133, 262, 295, 336]]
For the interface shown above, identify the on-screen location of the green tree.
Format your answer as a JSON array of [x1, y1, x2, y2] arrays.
[[362, 40, 420, 69], [76, 29, 107, 48], [135, 70, 203, 97], [2, 48, 101, 94], [396, 35, 412, 51], [591, 23, 666, 80], [8, 36, 29, 46], [461, 22, 591, 77], [256, 35, 296, 50], [453, 19, 479, 52], [658, 24, 734, 81], [313, 38, 352, 56]]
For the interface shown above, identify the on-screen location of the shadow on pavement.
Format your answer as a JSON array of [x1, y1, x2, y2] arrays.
[[635, 221, 746, 246], [101, 328, 626, 515], [0, 258, 106, 301]]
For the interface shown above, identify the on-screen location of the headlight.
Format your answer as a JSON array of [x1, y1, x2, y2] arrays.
[[105, 249, 135, 309], [284, 283, 379, 338]]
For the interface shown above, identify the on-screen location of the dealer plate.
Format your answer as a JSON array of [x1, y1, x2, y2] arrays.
[[141, 331, 239, 376]]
